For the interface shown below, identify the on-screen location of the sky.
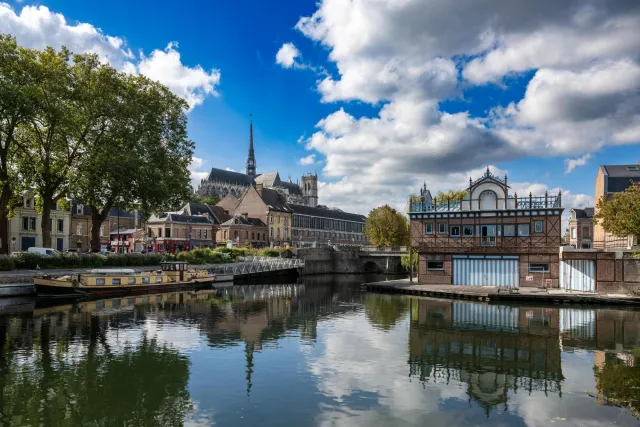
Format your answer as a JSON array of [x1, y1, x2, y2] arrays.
[[1, 0, 639, 224]]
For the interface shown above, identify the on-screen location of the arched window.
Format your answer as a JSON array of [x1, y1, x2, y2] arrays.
[[479, 190, 497, 210]]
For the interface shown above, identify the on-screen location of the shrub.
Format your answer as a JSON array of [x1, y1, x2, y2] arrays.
[[0, 255, 15, 271], [258, 249, 280, 258]]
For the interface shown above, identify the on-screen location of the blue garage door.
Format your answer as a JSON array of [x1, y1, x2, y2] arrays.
[[21, 236, 36, 251], [560, 260, 595, 292], [453, 257, 519, 287]]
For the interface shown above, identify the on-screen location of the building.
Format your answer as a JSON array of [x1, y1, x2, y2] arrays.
[[567, 208, 594, 249], [408, 168, 563, 287], [594, 164, 640, 248], [216, 195, 240, 216], [9, 192, 71, 252], [216, 214, 268, 247], [145, 202, 224, 252], [233, 184, 293, 247], [109, 228, 137, 253], [70, 202, 140, 252], [291, 204, 366, 247], [196, 118, 319, 207]]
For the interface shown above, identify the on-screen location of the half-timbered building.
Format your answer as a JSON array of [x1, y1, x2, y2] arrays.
[[408, 169, 563, 287]]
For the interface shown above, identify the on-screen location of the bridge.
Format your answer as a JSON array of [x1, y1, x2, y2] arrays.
[[295, 246, 407, 275], [206, 256, 304, 278]]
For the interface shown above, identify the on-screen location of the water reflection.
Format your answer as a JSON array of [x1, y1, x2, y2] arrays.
[[0, 276, 638, 426]]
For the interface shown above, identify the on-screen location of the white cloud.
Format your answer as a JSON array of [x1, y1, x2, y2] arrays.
[[224, 167, 235, 172], [565, 153, 592, 174], [275, 42, 301, 68], [298, 154, 316, 165], [189, 156, 209, 189], [0, 3, 220, 110], [290, 0, 640, 212]]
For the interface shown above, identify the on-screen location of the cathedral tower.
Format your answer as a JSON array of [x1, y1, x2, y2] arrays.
[[246, 115, 256, 177], [301, 173, 318, 207]]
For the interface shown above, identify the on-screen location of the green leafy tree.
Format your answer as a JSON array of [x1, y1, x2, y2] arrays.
[[594, 181, 640, 239], [73, 72, 194, 251], [595, 357, 640, 418], [435, 189, 468, 202], [364, 205, 409, 247], [0, 35, 39, 253], [363, 294, 409, 330], [192, 195, 219, 205]]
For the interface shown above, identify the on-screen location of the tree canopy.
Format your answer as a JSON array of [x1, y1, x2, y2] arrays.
[[436, 189, 468, 202], [594, 181, 640, 239], [364, 205, 409, 247]]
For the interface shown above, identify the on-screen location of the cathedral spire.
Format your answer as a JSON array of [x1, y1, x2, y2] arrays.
[[246, 114, 256, 177]]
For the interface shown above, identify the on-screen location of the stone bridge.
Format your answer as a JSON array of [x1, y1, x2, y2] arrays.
[[296, 246, 407, 275]]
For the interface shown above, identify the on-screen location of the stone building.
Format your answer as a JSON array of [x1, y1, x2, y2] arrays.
[[567, 208, 594, 249], [233, 184, 293, 247], [70, 202, 139, 252], [291, 204, 366, 247], [593, 164, 640, 248], [216, 214, 268, 247], [9, 192, 71, 252], [196, 118, 319, 207], [409, 168, 563, 287]]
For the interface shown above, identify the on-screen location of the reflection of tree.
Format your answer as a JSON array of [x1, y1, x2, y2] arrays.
[[595, 356, 640, 418], [363, 294, 409, 330], [0, 318, 192, 426]]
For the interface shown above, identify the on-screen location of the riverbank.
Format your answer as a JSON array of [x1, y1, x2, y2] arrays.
[[363, 279, 640, 306]]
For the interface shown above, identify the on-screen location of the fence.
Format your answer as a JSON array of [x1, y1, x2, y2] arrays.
[[591, 237, 634, 249], [208, 256, 304, 275]]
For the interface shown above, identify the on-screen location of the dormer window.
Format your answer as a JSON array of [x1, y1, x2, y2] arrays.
[[76, 204, 83, 215], [627, 166, 639, 171], [25, 198, 31, 208]]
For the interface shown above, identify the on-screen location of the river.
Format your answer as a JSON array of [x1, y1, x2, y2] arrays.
[[0, 274, 638, 426]]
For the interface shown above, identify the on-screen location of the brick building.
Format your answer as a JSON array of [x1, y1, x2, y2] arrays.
[[291, 204, 366, 247], [70, 202, 139, 252], [409, 169, 563, 287], [217, 214, 268, 247], [567, 208, 594, 249]]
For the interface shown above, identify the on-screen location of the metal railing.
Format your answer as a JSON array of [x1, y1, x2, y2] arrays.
[[408, 193, 561, 213], [592, 237, 634, 249], [359, 246, 408, 253], [208, 257, 304, 275]]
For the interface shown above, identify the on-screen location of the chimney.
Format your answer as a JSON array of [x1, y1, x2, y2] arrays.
[[242, 213, 249, 221], [256, 183, 263, 197]]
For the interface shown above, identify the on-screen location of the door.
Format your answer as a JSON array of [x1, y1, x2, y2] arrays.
[[21, 236, 36, 251], [560, 260, 595, 292], [453, 257, 519, 287], [56, 238, 64, 251], [480, 225, 497, 246]]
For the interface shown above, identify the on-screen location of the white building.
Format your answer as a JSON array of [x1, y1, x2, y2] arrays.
[[9, 192, 71, 252]]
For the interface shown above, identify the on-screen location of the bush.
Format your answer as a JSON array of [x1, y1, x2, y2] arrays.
[[0, 255, 15, 271], [258, 249, 280, 258]]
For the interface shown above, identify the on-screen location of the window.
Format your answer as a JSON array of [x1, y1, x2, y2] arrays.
[[427, 261, 444, 270], [424, 223, 434, 234], [56, 202, 62, 210], [128, 277, 136, 284], [156, 277, 163, 283], [270, 229, 273, 238], [285, 217, 288, 226], [224, 230, 228, 239], [100, 225, 105, 236], [234, 230, 239, 239], [518, 224, 530, 236], [529, 263, 550, 273], [270, 216, 273, 224], [76, 204, 83, 215], [157, 227, 161, 237], [204, 229, 207, 238], [25, 198, 31, 208], [251, 232, 255, 240], [504, 224, 515, 237], [22, 216, 29, 231], [534, 221, 544, 233], [142, 277, 150, 284], [30, 217, 36, 230], [148, 228, 152, 236], [76, 223, 83, 235], [278, 216, 281, 224], [438, 223, 446, 234], [96, 278, 105, 286], [245, 230, 249, 239], [463, 225, 474, 237], [57, 219, 64, 232], [450, 225, 461, 237], [627, 166, 639, 171], [165, 228, 171, 238], [570, 228, 577, 239], [112, 278, 121, 285]]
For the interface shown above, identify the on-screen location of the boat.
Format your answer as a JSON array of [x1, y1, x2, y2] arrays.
[[34, 261, 216, 296]]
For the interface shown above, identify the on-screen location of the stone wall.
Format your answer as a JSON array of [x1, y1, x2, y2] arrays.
[[297, 247, 403, 275], [560, 249, 640, 295]]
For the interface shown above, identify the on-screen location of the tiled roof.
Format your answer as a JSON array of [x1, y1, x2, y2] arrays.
[[210, 205, 231, 223], [260, 188, 293, 212], [290, 204, 365, 222], [254, 172, 280, 187], [207, 168, 255, 185], [221, 216, 266, 227], [148, 213, 213, 224], [216, 194, 240, 212], [571, 208, 594, 219], [280, 181, 303, 195]]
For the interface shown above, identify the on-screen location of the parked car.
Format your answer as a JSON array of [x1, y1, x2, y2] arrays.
[[27, 247, 61, 256]]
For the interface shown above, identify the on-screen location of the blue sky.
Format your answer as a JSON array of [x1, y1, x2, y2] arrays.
[[2, 0, 639, 216]]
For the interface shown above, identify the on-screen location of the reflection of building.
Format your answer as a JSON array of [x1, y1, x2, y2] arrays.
[[408, 298, 563, 415], [409, 169, 563, 287]]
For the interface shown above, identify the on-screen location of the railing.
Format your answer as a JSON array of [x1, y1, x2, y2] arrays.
[[360, 246, 408, 253], [207, 256, 304, 275], [110, 240, 129, 246], [408, 193, 561, 213], [592, 237, 634, 249]]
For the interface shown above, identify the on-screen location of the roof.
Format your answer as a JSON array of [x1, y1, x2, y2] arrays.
[[254, 172, 281, 187], [181, 202, 222, 224], [260, 187, 292, 212], [207, 168, 255, 185], [280, 181, 303, 195], [601, 164, 640, 193], [216, 194, 240, 213], [210, 205, 231, 223], [70, 201, 138, 219], [109, 228, 138, 234], [571, 208, 594, 219], [221, 215, 266, 227], [148, 213, 213, 224], [290, 204, 366, 222]]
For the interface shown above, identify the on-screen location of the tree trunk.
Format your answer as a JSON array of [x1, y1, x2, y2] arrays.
[[0, 181, 11, 255], [41, 199, 53, 249], [90, 206, 109, 252]]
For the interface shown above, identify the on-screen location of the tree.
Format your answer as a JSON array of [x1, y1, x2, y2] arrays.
[[364, 205, 409, 247], [192, 195, 219, 205], [73, 72, 194, 251], [0, 35, 39, 253], [363, 294, 409, 331], [436, 189, 467, 202], [594, 181, 640, 239]]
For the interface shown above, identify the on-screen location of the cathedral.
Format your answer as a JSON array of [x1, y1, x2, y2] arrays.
[[197, 118, 319, 207]]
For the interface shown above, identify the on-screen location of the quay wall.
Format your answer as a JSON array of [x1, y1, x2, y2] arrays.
[[297, 247, 403, 275]]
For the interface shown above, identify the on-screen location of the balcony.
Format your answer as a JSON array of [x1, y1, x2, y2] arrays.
[[408, 193, 561, 214], [111, 240, 130, 246]]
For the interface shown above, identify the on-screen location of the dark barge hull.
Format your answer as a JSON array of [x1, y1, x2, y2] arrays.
[[35, 281, 214, 297]]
